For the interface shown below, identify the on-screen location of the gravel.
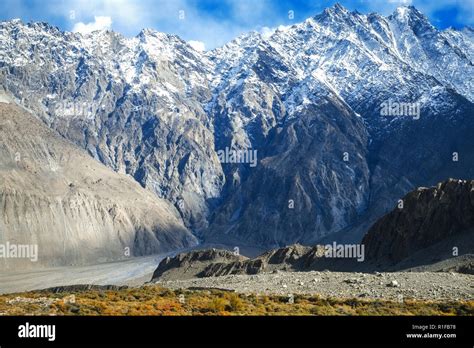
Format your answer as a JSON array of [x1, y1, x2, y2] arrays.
[[155, 271, 474, 301]]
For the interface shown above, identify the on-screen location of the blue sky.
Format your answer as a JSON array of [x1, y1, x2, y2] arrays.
[[0, 0, 473, 50]]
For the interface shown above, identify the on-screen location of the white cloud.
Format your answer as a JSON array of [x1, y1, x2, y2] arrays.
[[187, 40, 206, 52], [260, 26, 275, 39], [73, 16, 112, 34], [260, 25, 290, 39]]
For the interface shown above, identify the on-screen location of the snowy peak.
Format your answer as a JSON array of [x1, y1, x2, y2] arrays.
[[0, 18, 62, 39], [137, 28, 185, 52], [389, 6, 435, 36], [391, 6, 428, 22], [315, 3, 363, 28], [323, 2, 351, 16]]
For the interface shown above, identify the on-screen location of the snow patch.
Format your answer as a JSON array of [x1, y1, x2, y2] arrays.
[[188, 40, 206, 52], [73, 16, 112, 34]]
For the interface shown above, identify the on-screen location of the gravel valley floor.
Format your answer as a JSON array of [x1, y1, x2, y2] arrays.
[[155, 271, 474, 301], [0, 255, 166, 294]]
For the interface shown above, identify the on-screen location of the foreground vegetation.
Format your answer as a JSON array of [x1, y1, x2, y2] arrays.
[[0, 285, 472, 316]]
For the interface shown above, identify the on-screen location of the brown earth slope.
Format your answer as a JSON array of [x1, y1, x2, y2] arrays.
[[0, 98, 197, 270]]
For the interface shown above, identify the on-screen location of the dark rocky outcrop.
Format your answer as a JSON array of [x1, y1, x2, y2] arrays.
[[200, 259, 267, 277], [152, 244, 330, 280], [151, 249, 247, 280], [39, 285, 129, 293], [363, 179, 474, 266]]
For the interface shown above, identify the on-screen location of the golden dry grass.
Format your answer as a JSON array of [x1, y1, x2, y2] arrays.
[[0, 285, 472, 316]]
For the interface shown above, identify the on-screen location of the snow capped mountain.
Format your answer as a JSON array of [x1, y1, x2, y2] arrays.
[[0, 3, 473, 251], [204, 4, 472, 149], [0, 18, 224, 233]]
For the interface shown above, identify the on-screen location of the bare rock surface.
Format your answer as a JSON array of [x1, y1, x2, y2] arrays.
[[0, 101, 197, 271], [363, 179, 474, 265], [152, 248, 247, 281]]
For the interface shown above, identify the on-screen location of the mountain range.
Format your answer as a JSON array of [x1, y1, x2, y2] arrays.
[[0, 3, 473, 268]]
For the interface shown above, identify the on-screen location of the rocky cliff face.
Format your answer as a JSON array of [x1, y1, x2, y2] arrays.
[[151, 244, 336, 280], [0, 98, 197, 270], [363, 179, 474, 265], [206, 94, 370, 248], [0, 4, 473, 252], [152, 248, 247, 280]]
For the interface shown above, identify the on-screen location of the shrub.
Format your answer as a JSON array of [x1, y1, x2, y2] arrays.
[[226, 293, 244, 312], [208, 298, 227, 313]]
